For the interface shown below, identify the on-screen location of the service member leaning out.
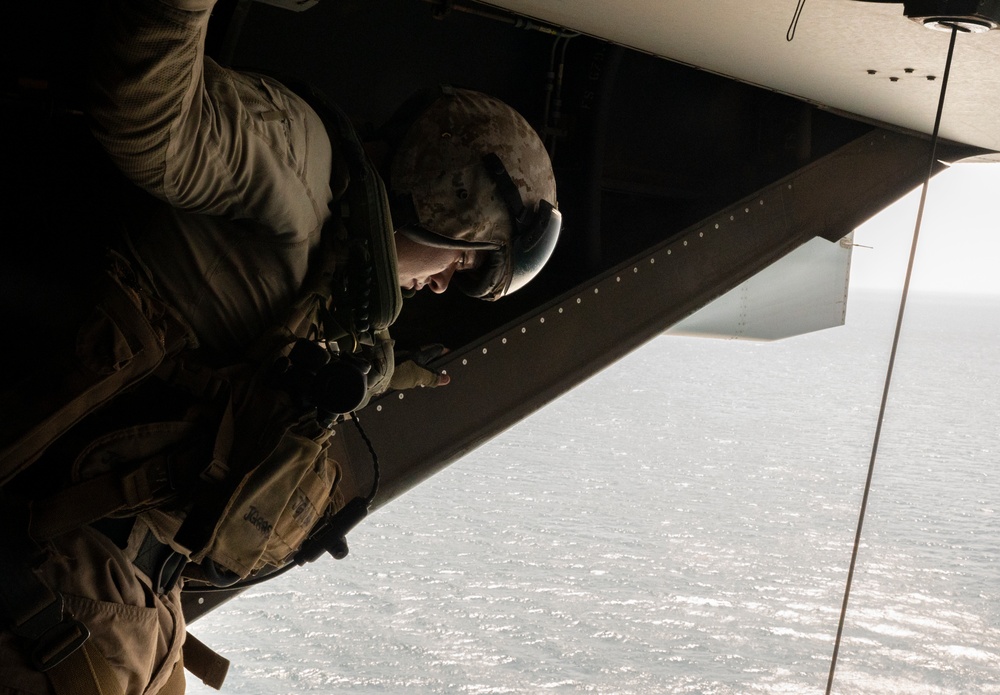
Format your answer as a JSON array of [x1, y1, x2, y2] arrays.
[[0, 0, 560, 691]]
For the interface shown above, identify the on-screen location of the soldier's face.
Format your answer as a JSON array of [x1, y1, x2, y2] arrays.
[[395, 233, 480, 294]]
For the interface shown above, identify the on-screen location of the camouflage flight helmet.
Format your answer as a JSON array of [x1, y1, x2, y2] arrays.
[[389, 87, 561, 300]]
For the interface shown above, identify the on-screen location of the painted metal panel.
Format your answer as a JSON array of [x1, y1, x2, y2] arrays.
[[343, 130, 960, 508], [182, 130, 966, 622], [483, 0, 1000, 154], [666, 235, 853, 341]]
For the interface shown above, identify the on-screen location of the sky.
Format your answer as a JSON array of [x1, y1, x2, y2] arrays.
[[849, 162, 1000, 295]]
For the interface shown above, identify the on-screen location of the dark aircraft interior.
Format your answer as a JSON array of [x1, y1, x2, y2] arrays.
[[4, 0, 882, 358], [3, 0, 975, 624]]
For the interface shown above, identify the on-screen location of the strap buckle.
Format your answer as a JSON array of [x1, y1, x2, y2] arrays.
[[0, 513, 90, 672], [4, 579, 90, 672], [133, 531, 187, 595], [30, 614, 91, 672]]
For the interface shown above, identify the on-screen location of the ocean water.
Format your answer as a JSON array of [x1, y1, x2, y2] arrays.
[[187, 291, 1000, 694]]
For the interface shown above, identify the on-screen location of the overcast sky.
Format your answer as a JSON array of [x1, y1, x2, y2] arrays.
[[850, 162, 1000, 295]]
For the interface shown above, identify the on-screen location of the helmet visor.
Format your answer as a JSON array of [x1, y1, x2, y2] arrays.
[[454, 201, 560, 300], [506, 201, 561, 296]]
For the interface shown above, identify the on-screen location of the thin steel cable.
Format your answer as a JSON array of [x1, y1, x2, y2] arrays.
[[787, 0, 808, 41], [351, 411, 381, 506], [825, 24, 960, 694]]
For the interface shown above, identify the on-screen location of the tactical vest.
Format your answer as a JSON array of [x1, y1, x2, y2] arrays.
[[0, 90, 401, 691]]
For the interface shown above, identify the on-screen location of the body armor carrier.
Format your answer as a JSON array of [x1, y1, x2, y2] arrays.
[[0, 90, 400, 689]]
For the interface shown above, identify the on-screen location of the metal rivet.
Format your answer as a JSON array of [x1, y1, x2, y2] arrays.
[[730, 215, 735, 221], [377, 405, 382, 412], [759, 200, 764, 205], [522, 327, 527, 333], [715, 223, 720, 229], [463, 358, 468, 365], [683, 240, 688, 246], [867, 69, 877, 75], [398, 393, 405, 400], [482, 348, 488, 354], [502, 337, 508, 344], [745, 207, 749, 213], [441, 132, 452, 138], [699, 232, 704, 237], [577, 297, 583, 303], [559, 307, 564, 313], [540, 317, 545, 323], [632, 267, 638, 274], [650, 258, 655, 264], [890, 76, 899, 82], [616, 277, 621, 282], [667, 249, 672, 255], [927, 75, 937, 81], [904, 67, 914, 74], [198, 597, 205, 605]]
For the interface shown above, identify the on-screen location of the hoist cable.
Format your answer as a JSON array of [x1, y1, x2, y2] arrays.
[[787, 0, 808, 41], [824, 24, 959, 694]]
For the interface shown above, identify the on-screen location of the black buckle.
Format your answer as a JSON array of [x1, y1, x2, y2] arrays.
[[155, 551, 187, 595], [294, 496, 369, 565], [14, 591, 90, 671], [30, 615, 91, 671], [147, 453, 179, 498], [133, 531, 188, 595], [0, 528, 90, 672]]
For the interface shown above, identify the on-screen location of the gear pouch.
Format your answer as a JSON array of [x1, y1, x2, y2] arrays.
[[194, 420, 341, 578]]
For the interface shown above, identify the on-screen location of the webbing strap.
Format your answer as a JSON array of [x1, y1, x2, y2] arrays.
[[46, 640, 126, 695], [0, 526, 90, 673], [0, 535, 103, 690], [183, 632, 230, 690], [159, 650, 187, 695], [0, 274, 167, 486], [28, 449, 185, 542]]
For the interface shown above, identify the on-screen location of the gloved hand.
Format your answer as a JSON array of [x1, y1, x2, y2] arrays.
[[389, 344, 451, 390]]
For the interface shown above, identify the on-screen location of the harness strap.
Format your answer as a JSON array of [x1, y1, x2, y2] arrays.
[[46, 640, 126, 695], [0, 524, 120, 695], [28, 444, 200, 542], [0, 505, 89, 673], [160, 650, 188, 694], [90, 517, 188, 596], [183, 632, 230, 690], [0, 270, 169, 487], [0, 554, 91, 674]]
